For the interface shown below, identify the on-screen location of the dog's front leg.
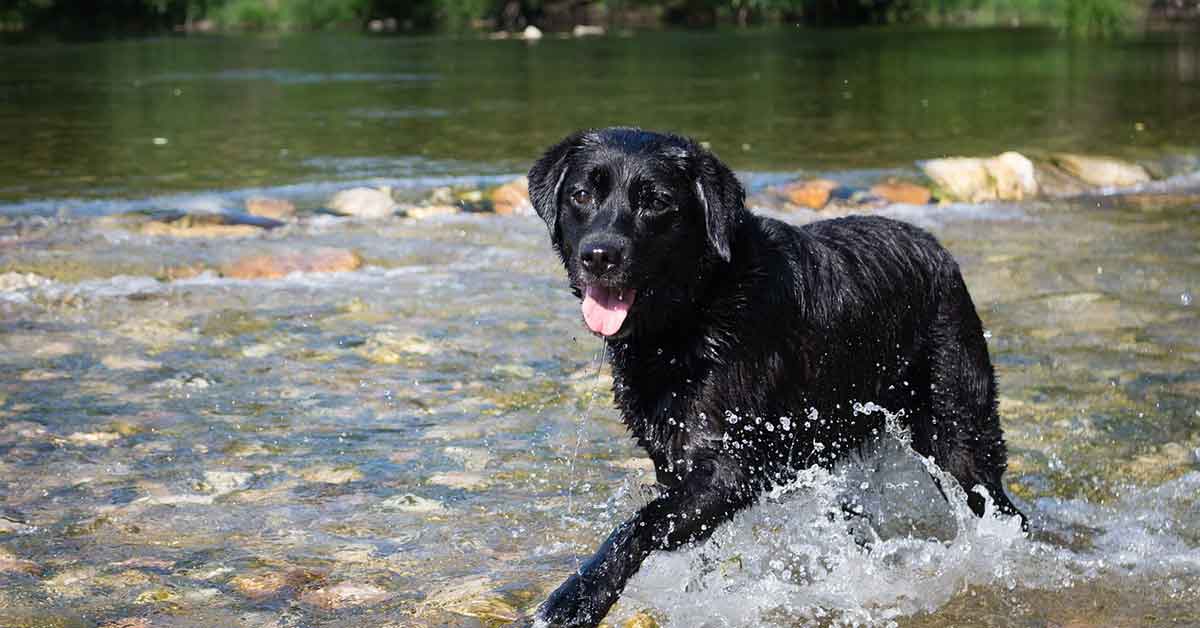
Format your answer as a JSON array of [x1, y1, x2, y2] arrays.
[[533, 462, 754, 627]]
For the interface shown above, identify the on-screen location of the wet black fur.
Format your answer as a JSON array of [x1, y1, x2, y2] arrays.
[[522, 128, 1025, 627]]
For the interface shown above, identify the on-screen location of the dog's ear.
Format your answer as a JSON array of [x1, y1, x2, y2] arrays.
[[694, 150, 745, 263], [528, 134, 579, 239]]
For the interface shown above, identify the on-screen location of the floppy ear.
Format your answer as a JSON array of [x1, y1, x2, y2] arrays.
[[527, 135, 578, 239], [694, 150, 746, 263]]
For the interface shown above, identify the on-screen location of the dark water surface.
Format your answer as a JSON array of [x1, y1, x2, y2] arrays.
[[1, 28, 1199, 205]]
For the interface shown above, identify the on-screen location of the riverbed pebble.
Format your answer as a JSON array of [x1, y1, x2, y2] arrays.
[[220, 247, 363, 280], [139, 211, 282, 238], [1052, 153, 1151, 188], [327, 186, 399, 218], [870, 180, 933, 205], [298, 581, 391, 609], [491, 177, 532, 215], [921, 152, 1038, 202], [299, 465, 364, 484], [245, 196, 297, 220], [779, 179, 838, 209]]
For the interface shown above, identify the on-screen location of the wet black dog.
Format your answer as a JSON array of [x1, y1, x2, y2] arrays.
[[522, 128, 1025, 627]]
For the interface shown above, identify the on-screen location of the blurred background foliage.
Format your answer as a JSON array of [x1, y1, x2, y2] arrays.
[[0, 0, 1177, 39]]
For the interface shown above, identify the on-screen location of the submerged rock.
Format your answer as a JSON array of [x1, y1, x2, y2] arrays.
[[491, 177, 532, 215], [0, 271, 52, 292], [101, 355, 162, 371], [245, 196, 297, 220], [219, 248, 363, 280], [298, 581, 390, 610], [869, 180, 933, 205], [624, 611, 661, 628], [138, 211, 283, 238], [378, 493, 446, 513], [299, 465, 364, 484], [405, 204, 460, 219], [426, 576, 520, 623], [921, 152, 1038, 202], [229, 569, 324, 600], [1051, 153, 1151, 188], [777, 179, 838, 209], [327, 186, 399, 219], [0, 549, 41, 577]]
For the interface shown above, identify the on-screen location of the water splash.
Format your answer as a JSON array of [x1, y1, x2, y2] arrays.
[[618, 404, 1045, 628]]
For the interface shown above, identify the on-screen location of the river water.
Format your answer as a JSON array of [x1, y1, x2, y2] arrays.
[[1, 28, 1199, 628]]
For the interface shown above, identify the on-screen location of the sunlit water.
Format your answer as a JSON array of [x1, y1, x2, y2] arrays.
[[1, 28, 1199, 628]]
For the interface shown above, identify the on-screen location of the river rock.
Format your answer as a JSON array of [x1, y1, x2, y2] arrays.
[[101, 355, 163, 371], [869, 180, 932, 205], [327, 186, 399, 219], [0, 271, 52, 292], [299, 465, 364, 484], [426, 577, 519, 622], [522, 25, 544, 40], [245, 196, 297, 220], [1051, 153, 1151, 188], [921, 152, 1038, 202], [624, 611, 661, 628], [405, 204, 460, 219], [428, 471, 488, 490], [778, 179, 838, 209], [220, 248, 363, 280], [491, 177, 532, 215], [139, 211, 283, 238], [0, 549, 41, 576], [379, 493, 446, 513], [299, 581, 391, 610]]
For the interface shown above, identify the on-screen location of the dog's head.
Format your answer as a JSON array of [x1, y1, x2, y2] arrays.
[[528, 128, 746, 339]]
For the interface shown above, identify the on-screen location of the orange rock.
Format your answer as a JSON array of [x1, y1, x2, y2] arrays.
[[780, 179, 838, 209], [870, 180, 932, 205], [221, 248, 363, 280], [245, 197, 296, 220], [490, 177, 531, 215]]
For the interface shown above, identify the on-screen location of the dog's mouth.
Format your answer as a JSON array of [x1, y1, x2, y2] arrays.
[[581, 284, 637, 337]]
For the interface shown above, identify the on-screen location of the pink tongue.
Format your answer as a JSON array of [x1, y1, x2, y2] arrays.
[[582, 285, 636, 336]]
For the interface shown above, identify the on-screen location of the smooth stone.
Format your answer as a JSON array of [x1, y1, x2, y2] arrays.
[[138, 211, 283, 238], [100, 619, 151, 628], [0, 271, 51, 291], [244, 196, 297, 220], [100, 355, 162, 371], [428, 471, 488, 490], [869, 180, 933, 205], [0, 550, 42, 576], [200, 470, 254, 495], [1052, 153, 1151, 187], [522, 25, 543, 40], [778, 179, 838, 209], [426, 577, 518, 623], [624, 611, 661, 628], [405, 204, 460, 219], [327, 186, 399, 219], [490, 177, 532, 215], [220, 247, 363, 280], [65, 431, 121, 447], [921, 151, 1038, 202], [298, 581, 390, 609], [444, 446, 491, 472], [33, 341, 76, 358], [299, 465, 364, 484]]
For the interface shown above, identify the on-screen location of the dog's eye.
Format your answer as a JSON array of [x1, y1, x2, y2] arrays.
[[645, 194, 673, 213], [570, 189, 593, 206]]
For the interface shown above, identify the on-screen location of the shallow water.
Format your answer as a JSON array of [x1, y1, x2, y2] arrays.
[[1, 27, 1200, 628]]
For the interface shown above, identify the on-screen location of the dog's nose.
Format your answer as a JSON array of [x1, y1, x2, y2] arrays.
[[580, 244, 622, 274]]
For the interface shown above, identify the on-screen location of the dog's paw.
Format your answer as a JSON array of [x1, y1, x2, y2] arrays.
[[535, 573, 605, 628]]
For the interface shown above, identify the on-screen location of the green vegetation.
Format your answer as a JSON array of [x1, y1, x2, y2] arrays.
[[0, 0, 1152, 38]]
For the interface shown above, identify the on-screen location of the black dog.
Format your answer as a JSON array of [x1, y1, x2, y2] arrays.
[[522, 128, 1025, 627]]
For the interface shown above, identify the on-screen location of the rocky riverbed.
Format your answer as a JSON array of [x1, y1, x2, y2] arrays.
[[2, 155, 1199, 626]]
